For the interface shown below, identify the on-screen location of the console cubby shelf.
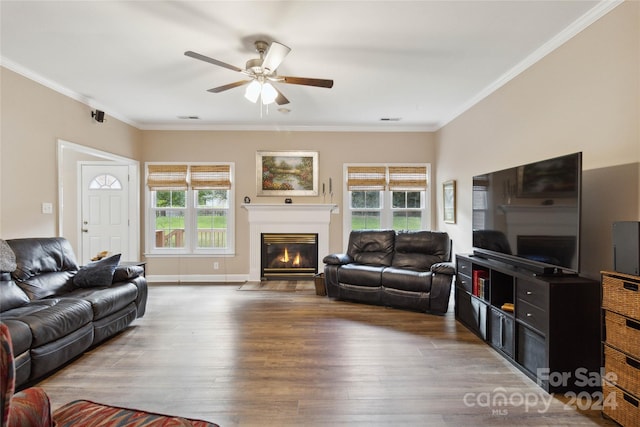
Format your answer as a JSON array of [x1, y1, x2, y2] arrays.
[[455, 254, 601, 393]]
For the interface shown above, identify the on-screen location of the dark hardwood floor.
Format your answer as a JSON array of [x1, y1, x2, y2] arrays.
[[39, 283, 616, 426]]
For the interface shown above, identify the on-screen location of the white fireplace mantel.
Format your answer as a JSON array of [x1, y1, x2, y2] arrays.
[[242, 204, 337, 281]]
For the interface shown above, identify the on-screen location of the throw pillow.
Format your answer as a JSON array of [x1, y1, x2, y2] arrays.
[[73, 254, 121, 288], [0, 239, 17, 272]]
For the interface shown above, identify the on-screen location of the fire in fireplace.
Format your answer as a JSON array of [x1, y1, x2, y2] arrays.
[[261, 233, 318, 280]]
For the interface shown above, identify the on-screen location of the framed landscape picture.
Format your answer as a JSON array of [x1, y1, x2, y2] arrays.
[[256, 151, 319, 196], [443, 180, 456, 224]]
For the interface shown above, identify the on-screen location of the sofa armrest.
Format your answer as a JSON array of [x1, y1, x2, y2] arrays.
[[9, 387, 54, 427], [323, 253, 353, 265], [112, 265, 144, 283], [430, 262, 455, 275]]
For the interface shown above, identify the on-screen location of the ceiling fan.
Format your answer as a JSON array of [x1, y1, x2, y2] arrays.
[[185, 40, 333, 106]]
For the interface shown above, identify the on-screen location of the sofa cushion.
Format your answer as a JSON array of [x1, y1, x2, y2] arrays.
[[336, 283, 381, 305], [9, 238, 79, 281], [74, 254, 121, 288], [381, 287, 430, 312], [30, 324, 94, 381], [391, 231, 451, 270], [14, 272, 77, 300], [65, 283, 138, 320], [337, 264, 384, 287], [0, 279, 30, 311], [8, 238, 79, 300], [381, 267, 432, 292], [1, 320, 32, 356], [346, 230, 395, 266], [14, 299, 93, 347], [0, 300, 58, 319]]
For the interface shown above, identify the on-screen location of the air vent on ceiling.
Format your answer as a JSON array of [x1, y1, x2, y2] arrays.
[[380, 117, 401, 122], [177, 115, 200, 120]]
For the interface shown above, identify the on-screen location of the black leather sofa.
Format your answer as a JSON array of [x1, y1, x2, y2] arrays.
[[0, 237, 147, 388], [323, 230, 455, 314]]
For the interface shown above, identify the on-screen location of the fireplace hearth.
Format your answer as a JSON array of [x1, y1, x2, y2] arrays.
[[261, 233, 318, 280]]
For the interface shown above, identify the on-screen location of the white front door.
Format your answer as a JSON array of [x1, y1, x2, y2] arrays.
[[81, 164, 130, 264]]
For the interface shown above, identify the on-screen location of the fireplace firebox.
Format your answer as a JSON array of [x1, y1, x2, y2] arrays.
[[261, 233, 318, 280]]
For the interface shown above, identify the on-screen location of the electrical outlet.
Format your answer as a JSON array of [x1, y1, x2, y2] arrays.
[[41, 202, 53, 214], [213, 262, 219, 270]]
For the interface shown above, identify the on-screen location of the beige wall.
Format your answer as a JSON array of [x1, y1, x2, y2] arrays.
[[0, 66, 435, 279], [140, 130, 435, 279], [0, 68, 142, 242], [2, 1, 638, 281], [435, 1, 640, 280]]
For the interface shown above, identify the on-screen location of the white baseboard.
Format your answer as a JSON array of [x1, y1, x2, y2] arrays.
[[146, 274, 249, 283]]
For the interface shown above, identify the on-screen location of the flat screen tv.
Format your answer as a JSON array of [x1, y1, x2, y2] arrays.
[[472, 152, 582, 275]]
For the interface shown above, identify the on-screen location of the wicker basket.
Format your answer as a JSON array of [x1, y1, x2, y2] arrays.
[[605, 344, 640, 398], [602, 272, 640, 319], [605, 311, 640, 358], [603, 380, 640, 427]]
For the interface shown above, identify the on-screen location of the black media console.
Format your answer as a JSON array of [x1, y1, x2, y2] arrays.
[[455, 253, 601, 393]]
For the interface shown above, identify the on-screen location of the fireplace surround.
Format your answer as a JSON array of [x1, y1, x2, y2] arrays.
[[243, 204, 336, 282]]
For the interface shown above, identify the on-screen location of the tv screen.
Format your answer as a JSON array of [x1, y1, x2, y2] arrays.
[[472, 152, 582, 274]]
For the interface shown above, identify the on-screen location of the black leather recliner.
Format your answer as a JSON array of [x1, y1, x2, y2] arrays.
[[323, 230, 455, 314]]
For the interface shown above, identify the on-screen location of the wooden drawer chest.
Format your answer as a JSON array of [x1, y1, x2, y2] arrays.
[[602, 270, 640, 427]]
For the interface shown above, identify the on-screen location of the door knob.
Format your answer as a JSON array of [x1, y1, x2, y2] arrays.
[[82, 229, 89, 233]]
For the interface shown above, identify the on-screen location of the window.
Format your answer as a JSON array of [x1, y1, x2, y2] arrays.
[[146, 163, 234, 255], [472, 174, 489, 230], [344, 164, 429, 240], [88, 173, 122, 189]]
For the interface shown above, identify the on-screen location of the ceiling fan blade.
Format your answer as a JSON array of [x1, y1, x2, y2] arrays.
[[185, 51, 243, 73], [274, 87, 290, 105], [261, 42, 291, 73], [207, 80, 251, 93], [281, 76, 334, 88]]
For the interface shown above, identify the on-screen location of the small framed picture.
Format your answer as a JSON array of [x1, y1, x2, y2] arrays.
[[443, 180, 456, 224]]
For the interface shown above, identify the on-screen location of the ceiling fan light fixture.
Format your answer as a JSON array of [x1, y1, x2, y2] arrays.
[[244, 80, 261, 103], [261, 82, 278, 105], [187, 40, 333, 105]]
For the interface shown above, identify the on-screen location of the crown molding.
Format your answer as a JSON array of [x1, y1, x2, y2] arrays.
[[0, 57, 139, 128], [2, 0, 623, 134], [437, 0, 624, 130]]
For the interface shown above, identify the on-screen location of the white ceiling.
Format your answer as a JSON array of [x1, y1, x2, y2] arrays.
[[0, 1, 620, 131]]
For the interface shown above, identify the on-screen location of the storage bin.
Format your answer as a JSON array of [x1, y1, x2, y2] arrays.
[[602, 273, 640, 319], [605, 311, 640, 358], [605, 344, 640, 398], [603, 380, 640, 427]]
